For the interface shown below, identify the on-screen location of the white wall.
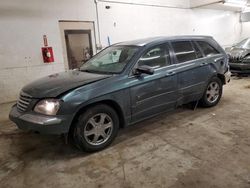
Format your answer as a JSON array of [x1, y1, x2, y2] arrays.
[[0, 0, 243, 103], [98, 2, 240, 47], [191, 9, 241, 47], [240, 22, 250, 40], [98, 2, 191, 46], [0, 0, 98, 103]]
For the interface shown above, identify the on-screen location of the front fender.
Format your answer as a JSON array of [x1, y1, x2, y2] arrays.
[[59, 88, 132, 129]]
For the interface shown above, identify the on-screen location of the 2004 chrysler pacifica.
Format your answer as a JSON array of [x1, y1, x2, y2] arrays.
[[9, 36, 231, 152]]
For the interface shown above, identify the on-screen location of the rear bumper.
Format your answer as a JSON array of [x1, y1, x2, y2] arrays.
[[229, 63, 250, 73], [9, 105, 72, 134], [224, 70, 231, 84]]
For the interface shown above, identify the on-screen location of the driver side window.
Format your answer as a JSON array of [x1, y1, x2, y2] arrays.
[[137, 44, 170, 69]]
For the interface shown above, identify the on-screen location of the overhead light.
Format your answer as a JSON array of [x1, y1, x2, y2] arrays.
[[223, 0, 247, 7]]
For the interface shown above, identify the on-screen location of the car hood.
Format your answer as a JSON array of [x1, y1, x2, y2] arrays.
[[225, 47, 250, 57], [22, 70, 112, 98]]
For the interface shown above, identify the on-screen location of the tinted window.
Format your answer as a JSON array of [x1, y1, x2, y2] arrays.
[[192, 42, 203, 58], [197, 41, 220, 57], [138, 44, 170, 69], [171, 41, 197, 63]]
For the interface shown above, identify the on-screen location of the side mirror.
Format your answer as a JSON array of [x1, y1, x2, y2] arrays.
[[134, 65, 154, 76]]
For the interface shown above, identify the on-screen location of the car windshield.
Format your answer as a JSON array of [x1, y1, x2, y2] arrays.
[[80, 45, 139, 74], [234, 38, 250, 49]]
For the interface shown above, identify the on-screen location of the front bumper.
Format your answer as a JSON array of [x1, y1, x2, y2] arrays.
[[9, 105, 72, 134], [229, 63, 250, 73]]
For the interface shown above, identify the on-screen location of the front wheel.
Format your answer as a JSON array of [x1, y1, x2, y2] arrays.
[[71, 104, 119, 152], [200, 77, 223, 107]]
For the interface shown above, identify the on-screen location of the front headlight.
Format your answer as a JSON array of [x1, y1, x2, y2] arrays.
[[244, 55, 250, 59], [34, 99, 61, 115], [243, 55, 250, 63]]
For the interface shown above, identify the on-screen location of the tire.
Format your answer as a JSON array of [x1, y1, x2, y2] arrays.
[[200, 77, 223, 107], [71, 104, 119, 152]]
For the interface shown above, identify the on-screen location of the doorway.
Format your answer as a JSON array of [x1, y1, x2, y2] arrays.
[[65, 30, 93, 69], [59, 21, 97, 70]]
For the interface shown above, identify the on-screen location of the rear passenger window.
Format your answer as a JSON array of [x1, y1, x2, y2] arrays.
[[197, 41, 220, 57], [138, 44, 170, 69], [171, 41, 197, 63], [192, 42, 203, 58]]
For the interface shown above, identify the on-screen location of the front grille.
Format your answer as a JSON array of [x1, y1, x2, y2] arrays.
[[17, 91, 32, 112], [228, 55, 243, 63]]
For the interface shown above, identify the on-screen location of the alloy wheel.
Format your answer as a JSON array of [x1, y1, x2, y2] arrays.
[[206, 81, 220, 103], [83, 113, 113, 146]]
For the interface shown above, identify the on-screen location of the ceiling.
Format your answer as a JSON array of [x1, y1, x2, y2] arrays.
[[190, 0, 250, 12]]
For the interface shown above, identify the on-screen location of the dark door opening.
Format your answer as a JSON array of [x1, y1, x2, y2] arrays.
[[64, 30, 93, 69]]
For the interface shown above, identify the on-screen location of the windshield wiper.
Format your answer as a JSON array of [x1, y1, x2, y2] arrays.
[[80, 69, 92, 73], [80, 69, 114, 74]]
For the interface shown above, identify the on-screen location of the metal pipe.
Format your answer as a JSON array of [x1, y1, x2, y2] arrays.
[[94, 0, 102, 47], [97, 0, 189, 9]]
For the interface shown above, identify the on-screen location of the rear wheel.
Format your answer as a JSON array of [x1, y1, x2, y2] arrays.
[[71, 104, 119, 152], [200, 77, 223, 107]]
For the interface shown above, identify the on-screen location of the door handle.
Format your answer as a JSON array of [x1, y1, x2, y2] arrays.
[[200, 62, 208, 66], [165, 71, 176, 77]]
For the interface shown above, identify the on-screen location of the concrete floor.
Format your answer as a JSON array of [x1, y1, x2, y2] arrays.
[[0, 77, 250, 188]]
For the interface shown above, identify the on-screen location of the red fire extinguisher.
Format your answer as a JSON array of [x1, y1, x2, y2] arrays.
[[41, 35, 54, 63]]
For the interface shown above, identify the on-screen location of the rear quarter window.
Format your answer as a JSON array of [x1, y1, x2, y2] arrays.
[[196, 41, 220, 57], [192, 41, 203, 58]]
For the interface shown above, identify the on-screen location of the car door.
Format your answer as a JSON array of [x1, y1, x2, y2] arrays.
[[170, 40, 208, 105], [128, 43, 178, 123], [195, 40, 223, 81]]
